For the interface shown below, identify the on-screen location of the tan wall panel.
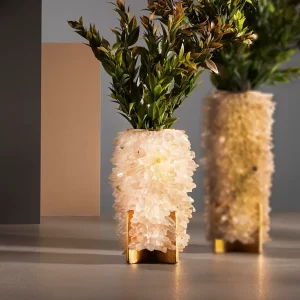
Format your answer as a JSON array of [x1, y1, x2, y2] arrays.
[[41, 43, 100, 216]]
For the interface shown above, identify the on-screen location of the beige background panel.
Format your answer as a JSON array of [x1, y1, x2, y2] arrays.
[[41, 43, 100, 216]]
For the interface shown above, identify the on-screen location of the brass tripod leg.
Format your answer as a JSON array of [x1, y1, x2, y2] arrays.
[[126, 210, 178, 264]]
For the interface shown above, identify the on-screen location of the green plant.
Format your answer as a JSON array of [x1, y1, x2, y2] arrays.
[[148, 0, 255, 48], [210, 0, 300, 92], [68, 0, 253, 129]]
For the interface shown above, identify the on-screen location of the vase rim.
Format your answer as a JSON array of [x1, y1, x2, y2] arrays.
[[125, 128, 185, 133], [215, 89, 273, 97]]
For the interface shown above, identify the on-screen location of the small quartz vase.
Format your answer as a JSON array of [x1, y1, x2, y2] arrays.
[[110, 129, 198, 263], [202, 91, 275, 254]]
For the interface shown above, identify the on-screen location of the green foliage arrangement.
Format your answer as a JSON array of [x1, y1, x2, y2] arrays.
[[148, 0, 255, 48], [68, 0, 253, 129], [209, 0, 300, 92]]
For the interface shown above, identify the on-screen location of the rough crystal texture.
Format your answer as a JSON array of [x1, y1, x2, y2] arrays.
[[110, 129, 198, 253], [202, 91, 275, 244]]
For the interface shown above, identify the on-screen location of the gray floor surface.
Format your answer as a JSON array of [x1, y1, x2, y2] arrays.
[[0, 214, 299, 300]]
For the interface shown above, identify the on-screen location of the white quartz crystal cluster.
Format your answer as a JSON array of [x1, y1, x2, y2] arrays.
[[110, 129, 198, 253]]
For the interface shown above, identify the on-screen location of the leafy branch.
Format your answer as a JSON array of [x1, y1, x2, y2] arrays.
[[148, 0, 256, 72], [210, 0, 300, 92]]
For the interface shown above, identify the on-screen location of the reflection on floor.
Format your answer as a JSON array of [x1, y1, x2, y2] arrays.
[[0, 214, 300, 300]]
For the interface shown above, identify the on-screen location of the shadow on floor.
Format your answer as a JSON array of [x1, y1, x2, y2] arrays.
[[0, 250, 125, 265], [0, 234, 119, 251], [136, 264, 179, 272]]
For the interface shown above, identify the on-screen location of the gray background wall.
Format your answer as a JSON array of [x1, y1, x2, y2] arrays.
[[42, 0, 300, 213], [0, 0, 41, 223]]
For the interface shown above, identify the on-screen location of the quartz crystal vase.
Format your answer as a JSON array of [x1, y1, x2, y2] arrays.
[[110, 129, 198, 263], [202, 91, 275, 253]]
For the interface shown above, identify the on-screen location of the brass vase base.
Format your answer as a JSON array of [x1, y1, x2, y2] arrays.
[[126, 210, 179, 264], [214, 239, 262, 254], [213, 204, 263, 254]]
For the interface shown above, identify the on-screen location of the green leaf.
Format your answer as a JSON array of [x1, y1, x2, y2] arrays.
[[268, 3, 275, 13], [102, 61, 115, 76], [154, 85, 163, 97], [86, 31, 93, 40], [98, 46, 109, 53], [112, 42, 122, 50], [148, 102, 159, 120], [135, 46, 148, 57], [127, 26, 140, 46], [164, 117, 178, 128], [129, 103, 134, 114], [128, 15, 137, 31], [179, 43, 184, 60], [158, 101, 167, 123], [102, 38, 110, 49]]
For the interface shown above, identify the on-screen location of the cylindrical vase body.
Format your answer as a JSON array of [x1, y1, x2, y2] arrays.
[[202, 91, 275, 244], [110, 129, 198, 253]]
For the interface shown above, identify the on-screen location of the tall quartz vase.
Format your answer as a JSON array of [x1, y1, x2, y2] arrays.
[[110, 129, 198, 263], [202, 91, 275, 253]]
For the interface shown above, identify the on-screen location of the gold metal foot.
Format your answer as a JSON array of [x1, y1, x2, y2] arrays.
[[214, 238, 262, 254], [126, 210, 179, 264]]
